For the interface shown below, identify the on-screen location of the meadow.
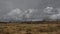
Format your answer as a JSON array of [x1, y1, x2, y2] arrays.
[[0, 21, 60, 34]]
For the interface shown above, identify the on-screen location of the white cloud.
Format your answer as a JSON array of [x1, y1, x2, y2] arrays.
[[7, 8, 22, 16], [43, 6, 54, 14], [1, 7, 60, 21], [49, 12, 60, 20]]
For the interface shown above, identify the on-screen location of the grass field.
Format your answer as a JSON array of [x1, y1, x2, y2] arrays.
[[0, 22, 60, 34]]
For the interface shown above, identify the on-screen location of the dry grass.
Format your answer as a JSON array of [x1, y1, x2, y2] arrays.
[[0, 21, 60, 34]]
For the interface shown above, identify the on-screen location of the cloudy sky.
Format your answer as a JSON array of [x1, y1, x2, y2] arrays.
[[0, 0, 60, 21], [0, 0, 60, 9]]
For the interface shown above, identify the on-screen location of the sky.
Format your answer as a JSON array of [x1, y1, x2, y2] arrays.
[[0, 0, 60, 21], [0, 0, 60, 9]]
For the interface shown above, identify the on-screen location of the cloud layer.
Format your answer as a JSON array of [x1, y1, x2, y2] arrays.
[[0, 6, 60, 22]]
